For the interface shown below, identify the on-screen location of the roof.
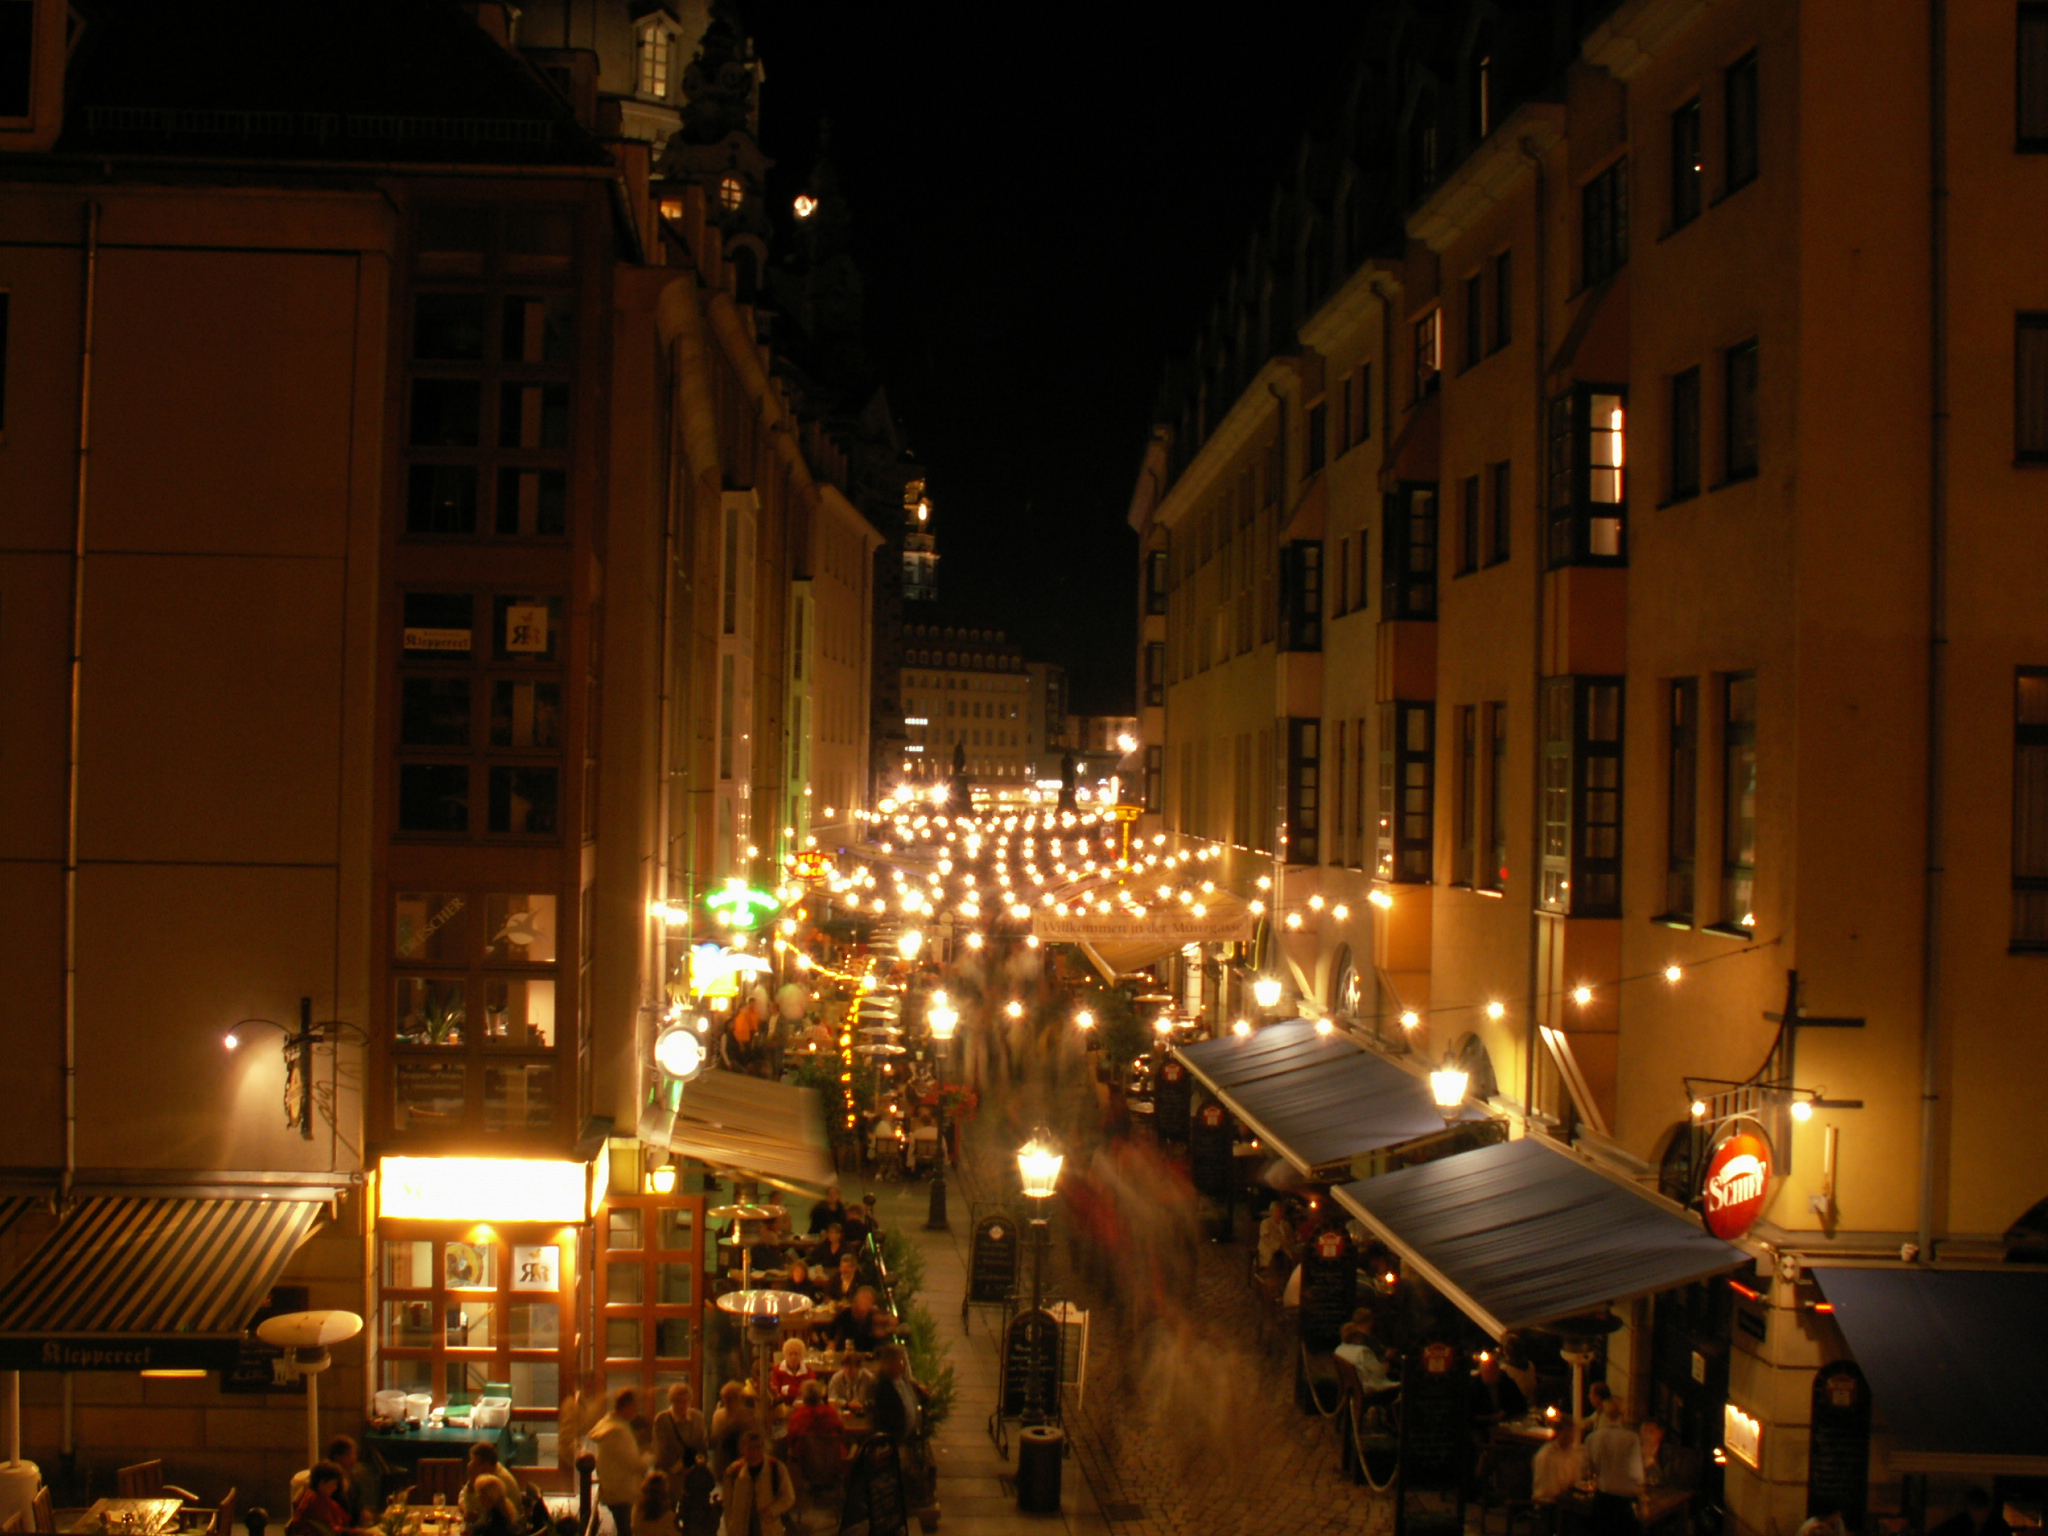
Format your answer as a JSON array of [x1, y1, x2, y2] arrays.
[[55, 0, 612, 166], [1334, 1136, 1747, 1337], [1174, 1019, 1484, 1174], [0, 1195, 325, 1369], [1812, 1266, 2048, 1470]]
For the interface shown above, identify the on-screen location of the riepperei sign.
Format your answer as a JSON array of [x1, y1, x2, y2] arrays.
[[1702, 1132, 1772, 1239]]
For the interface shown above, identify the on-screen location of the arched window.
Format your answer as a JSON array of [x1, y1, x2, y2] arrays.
[[636, 20, 676, 102], [1329, 945, 1361, 1019], [1448, 1032, 1498, 1101]]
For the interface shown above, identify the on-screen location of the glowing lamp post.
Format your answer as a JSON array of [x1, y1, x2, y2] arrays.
[[898, 929, 923, 961], [1430, 1065, 1470, 1118], [1252, 975, 1282, 1013], [925, 999, 960, 1231], [1015, 1128, 1063, 1422]]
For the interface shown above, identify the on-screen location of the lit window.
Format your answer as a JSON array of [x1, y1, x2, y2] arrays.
[[638, 26, 673, 101], [718, 176, 745, 212]]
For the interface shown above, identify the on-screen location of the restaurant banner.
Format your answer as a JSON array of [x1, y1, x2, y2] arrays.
[[1401, 1339, 1470, 1491], [1298, 1228, 1356, 1352], [1032, 907, 1254, 946], [1153, 1058, 1192, 1141], [0, 1334, 242, 1371], [1189, 1101, 1233, 1202]]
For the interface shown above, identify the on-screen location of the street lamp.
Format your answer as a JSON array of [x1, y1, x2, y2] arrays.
[[898, 929, 923, 960], [925, 998, 960, 1231], [1430, 1065, 1470, 1117], [1252, 975, 1282, 1010], [1015, 1127, 1063, 1423]]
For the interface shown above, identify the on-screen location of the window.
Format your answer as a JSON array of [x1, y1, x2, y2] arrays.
[[1539, 678, 1624, 916], [599, 1179, 704, 1424], [397, 591, 563, 838], [1352, 530, 1369, 612], [2022, 6, 2048, 148], [2017, 315, 2048, 459], [1351, 714, 1369, 869], [1721, 673, 1757, 928], [1493, 251, 1513, 353], [1144, 642, 1165, 707], [1458, 474, 1481, 576], [1670, 367, 1702, 500], [1582, 158, 1629, 288], [1464, 273, 1484, 370], [1285, 719, 1321, 865], [1455, 707, 1478, 885], [1333, 721, 1349, 866], [406, 211, 576, 543], [391, 890, 560, 1137], [1488, 460, 1511, 565], [1725, 51, 1760, 192], [1666, 679, 1699, 920], [1415, 310, 1441, 400], [1485, 702, 1509, 892], [1334, 537, 1350, 617], [1670, 98, 1703, 229], [1546, 386, 1628, 566], [1145, 549, 1169, 615], [0, 1, 28, 118], [0, 290, 9, 432], [1377, 702, 1436, 884], [2014, 672, 2048, 946], [1145, 743, 1164, 813], [1279, 540, 1323, 651], [1356, 364, 1373, 440], [1725, 340, 1760, 480], [637, 24, 674, 100], [1382, 483, 1439, 619]]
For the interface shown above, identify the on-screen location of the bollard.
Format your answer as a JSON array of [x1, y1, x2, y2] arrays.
[[1016, 1425, 1064, 1513]]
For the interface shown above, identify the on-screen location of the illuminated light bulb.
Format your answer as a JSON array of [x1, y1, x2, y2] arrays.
[[1690, 1099, 1708, 1118], [1664, 964, 1683, 983], [1314, 1018, 1334, 1036], [1253, 976, 1282, 1009], [1571, 985, 1593, 1006], [1025, 935, 1040, 949], [1399, 1010, 1421, 1029], [223, 1032, 240, 1051], [794, 192, 818, 219], [1790, 1099, 1814, 1122], [1332, 905, 1349, 921], [1368, 888, 1394, 910], [1249, 900, 1266, 915], [1232, 1018, 1251, 1036], [1075, 1010, 1094, 1029], [1485, 1001, 1507, 1021], [1152, 1016, 1172, 1035], [966, 933, 984, 950], [1284, 912, 1303, 930], [1004, 999, 1025, 1019], [1308, 894, 1325, 911]]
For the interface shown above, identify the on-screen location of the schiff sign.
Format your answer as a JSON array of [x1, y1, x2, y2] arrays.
[[1702, 1132, 1773, 1239]]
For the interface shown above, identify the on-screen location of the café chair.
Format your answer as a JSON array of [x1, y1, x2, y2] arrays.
[[412, 1461, 466, 1505], [116, 1463, 201, 1506], [30, 1489, 54, 1534], [182, 1491, 235, 1536], [5, 1509, 29, 1533]]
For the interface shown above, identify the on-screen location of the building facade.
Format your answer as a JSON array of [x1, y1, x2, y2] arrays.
[[0, 0, 884, 1500], [1134, 0, 2048, 1526], [895, 623, 1031, 790]]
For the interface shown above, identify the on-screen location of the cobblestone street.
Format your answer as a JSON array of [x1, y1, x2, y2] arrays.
[[866, 1115, 1392, 1536]]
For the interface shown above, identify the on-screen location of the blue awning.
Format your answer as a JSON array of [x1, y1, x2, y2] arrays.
[[1173, 1020, 1483, 1174], [1333, 1136, 1747, 1337], [1812, 1267, 2048, 1470]]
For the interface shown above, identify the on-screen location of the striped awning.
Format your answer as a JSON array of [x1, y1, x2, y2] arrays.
[[0, 1196, 325, 1370]]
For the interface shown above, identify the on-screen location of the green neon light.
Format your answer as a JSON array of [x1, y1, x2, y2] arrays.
[[704, 882, 780, 928]]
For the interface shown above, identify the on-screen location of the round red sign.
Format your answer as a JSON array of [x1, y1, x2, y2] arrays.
[[1701, 1132, 1772, 1239]]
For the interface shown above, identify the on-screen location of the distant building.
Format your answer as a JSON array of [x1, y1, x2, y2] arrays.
[[895, 623, 1029, 790]]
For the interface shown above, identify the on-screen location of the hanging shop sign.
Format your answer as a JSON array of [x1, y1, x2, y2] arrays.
[[512, 1245, 562, 1292], [705, 880, 781, 930], [1033, 906, 1254, 946], [792, 849, 834, 884], [1702, 1131, 1773, 1240]]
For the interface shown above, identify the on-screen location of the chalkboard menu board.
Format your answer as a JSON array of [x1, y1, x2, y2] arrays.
[[1154, 1059, 1192, 1141], [1807, 1360, 1871, 1530], [1298, 1228, 1356, 1352], [1401, 1339, 1469, 1490], [968, 1213, 1021, 1305], [1190, 1100, 1233, 1201], [1000, 1308, 1062, 1418], [220, 1285, 307, 1395]]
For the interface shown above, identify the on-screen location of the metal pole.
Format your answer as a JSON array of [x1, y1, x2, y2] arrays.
[[925, 1067, 950, 1230], [1023, 1214, 1047, 1424]]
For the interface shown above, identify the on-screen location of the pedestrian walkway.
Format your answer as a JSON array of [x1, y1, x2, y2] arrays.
[[868, 1180, 1113, 1536]]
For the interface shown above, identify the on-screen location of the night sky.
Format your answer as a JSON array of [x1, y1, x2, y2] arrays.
[[747, 4, 1369, 715]]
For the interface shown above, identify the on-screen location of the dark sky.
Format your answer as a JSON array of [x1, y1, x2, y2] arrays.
[[746, 4, 1368, 715]]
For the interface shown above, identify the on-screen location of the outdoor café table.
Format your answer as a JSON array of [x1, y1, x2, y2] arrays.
[[365, 1419, 511, 1474], [66, 1499, 184, 1535]]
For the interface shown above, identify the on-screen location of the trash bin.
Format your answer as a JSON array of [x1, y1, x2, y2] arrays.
[[1016, 1424, 1065, 1513]]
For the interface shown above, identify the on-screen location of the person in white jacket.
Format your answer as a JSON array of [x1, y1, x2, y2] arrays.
[[588, 1388, 649, 1536]]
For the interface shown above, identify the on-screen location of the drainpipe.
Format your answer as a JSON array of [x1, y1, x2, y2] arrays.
[[1918, 0, 1949, 1262], [1519, 139, 1549, 1128], [62, 201, 100, 1209]]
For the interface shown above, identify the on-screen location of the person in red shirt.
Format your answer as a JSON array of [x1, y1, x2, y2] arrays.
[[289, 1462, 354, 1536], [769, 1338, 814, 1409]]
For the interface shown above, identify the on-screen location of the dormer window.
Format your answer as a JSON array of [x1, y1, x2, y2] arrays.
[[637, 21, 676, 102], [718, 175, 745, 212]]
